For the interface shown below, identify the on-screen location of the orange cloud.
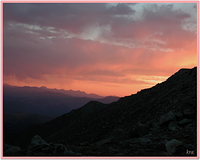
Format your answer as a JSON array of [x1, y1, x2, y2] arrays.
[[3, 3, 197, 97]]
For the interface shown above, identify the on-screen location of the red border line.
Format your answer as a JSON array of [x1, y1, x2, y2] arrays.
[[0, 1, 199, 3], [1, 1, 3, 159], [1, 1, 199, 159], [197, 1, 199, 159]]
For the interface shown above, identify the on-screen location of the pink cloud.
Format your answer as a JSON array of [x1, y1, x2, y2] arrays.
[[3, 3, 197, 96]]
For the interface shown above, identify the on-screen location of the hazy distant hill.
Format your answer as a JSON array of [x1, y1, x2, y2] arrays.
[[3, 87, 93, 117], [97, 96, 120, 104], [3, 84, 104, 99], [3, 85, 119, 117], [3, 67, 197, 156]]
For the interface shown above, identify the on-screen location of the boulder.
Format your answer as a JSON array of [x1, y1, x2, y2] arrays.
[[111, 128, 128, 140], [4, 144, 21, 155], [30, 135, 50, 148], [27, 135, 80, 156], [131, 137, 151, 145], [129, 123, 150, 138], [96, 138, 112, 146], [178, 118, 192, 126], [80, 142, 90, 146], [168, 121, 179, 131], [165, 139, 188, 155], [3, 143, 11, 152], [52, 143, 76, 155], [160, 111, 176, 126]]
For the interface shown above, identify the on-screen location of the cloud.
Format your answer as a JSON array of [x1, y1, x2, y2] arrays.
[[107, 4, 196, 49], [3, 3, 135, 34], [3, 3, 197, 96]]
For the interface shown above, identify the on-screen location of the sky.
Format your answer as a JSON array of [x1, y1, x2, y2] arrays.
[[3, 2, 197, 97]]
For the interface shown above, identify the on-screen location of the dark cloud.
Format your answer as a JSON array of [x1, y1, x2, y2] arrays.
[[107, 3, 196, 50], [142, 4, 191, 25], [107, 3, 135, 15], [193, 4, 197, 9], [3, 3, 197, 87], [3, 3, 135, 34]]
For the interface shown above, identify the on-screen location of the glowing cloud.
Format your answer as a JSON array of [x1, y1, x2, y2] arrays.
[[3, 3, 197, 97]]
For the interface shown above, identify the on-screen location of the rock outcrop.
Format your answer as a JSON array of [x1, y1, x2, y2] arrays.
[[4, 135, 81, 156], [165, 139, 195, 155], [4, 144, 21, 156]]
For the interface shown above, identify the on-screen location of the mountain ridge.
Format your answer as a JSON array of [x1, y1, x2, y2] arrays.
[[3, 83, 105, 99], [3, 85, 119, 117]]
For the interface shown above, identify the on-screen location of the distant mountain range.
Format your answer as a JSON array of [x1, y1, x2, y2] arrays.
[[3, 84, 104, 99], [3, 84, 119, 118], [3, 67, 197, 156]]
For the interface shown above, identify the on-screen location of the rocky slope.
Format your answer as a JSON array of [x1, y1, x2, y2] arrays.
[[3, 67, 197, 157]]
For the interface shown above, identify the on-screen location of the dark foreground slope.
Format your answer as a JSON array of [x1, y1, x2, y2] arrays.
[[3, 113, 54, 132], [3, 67, 197, 156]]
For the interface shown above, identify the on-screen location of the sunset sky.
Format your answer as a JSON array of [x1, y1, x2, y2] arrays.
[[3, 2, 197, 97]]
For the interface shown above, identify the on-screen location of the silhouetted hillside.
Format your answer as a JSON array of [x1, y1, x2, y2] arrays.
[[3, 67, 197, 156], [4, 113, 54, 132], [97, 96, 120, 104]]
